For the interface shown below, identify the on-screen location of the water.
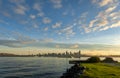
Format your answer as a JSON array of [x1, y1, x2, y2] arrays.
[[0, 57, 72, 78], [0, 57, 120, 78]]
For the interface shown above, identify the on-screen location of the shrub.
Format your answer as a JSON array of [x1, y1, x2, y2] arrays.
[[102, 57, 118, 63], [87, 56, 101, 63]]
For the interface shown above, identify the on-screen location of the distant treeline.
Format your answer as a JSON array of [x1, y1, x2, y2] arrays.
[[0, 53, 34, 57]]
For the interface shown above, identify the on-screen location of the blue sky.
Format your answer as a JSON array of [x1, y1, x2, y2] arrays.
[[0, 0, 120, 55]]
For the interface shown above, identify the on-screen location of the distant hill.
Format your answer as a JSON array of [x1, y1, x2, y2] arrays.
[[0, 53, 16, 57]]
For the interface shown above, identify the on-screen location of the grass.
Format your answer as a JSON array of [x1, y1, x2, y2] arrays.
[[80, 63, 120, 78]]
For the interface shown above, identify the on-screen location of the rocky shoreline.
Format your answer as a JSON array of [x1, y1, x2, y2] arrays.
[[60, 63, 85, 78]]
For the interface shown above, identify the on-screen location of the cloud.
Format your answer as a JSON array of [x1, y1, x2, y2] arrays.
[[55, 45, 60, 48], [63, 11, 68, 16], [0, 38, 36, 48], [99, 0, 113, 7], [52, 22, 62, 28], [33, 3, 41, 11], [9, 0, 25, 4], [0, 19, 9, 25], [12, 32, 36, 44], [92, 0, 114, 7], [89, 19, 97, 27], [9, 0, 28, 15], [62, 26, 73, 34], [14, 4, 28, 15], [59, 26, 75, 39], [105, 6, 117, 13], [97, 18, 108, 27], [87, 11, 109, 32], [33, 3, 45, 17], [1, 11, 11, 17], [33, 24, 39, 28], [30, 14, 36, 19], [42, 17, 51, 24], [40, 38, 54, 43], [0, 40, 24, 47], [44, 27, 49, 31], [110, 20, 120, 28], [70, 44, 79, 49], [50, 0, 62, 8], [109, 11, 120, 20], [99, 26, 109, 31], [82, 25, 91, 33], [85, 0, 119, 33], [37, 12, 44, 17]]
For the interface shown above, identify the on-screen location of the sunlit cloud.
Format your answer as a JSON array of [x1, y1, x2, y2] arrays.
[[105, 6, 117, 13], [99, 0, 113, 7], [83, 0, 119, 33], [55, 45, 60, 48], [92, 0, 115, 7], [70, 44, 79, 49]]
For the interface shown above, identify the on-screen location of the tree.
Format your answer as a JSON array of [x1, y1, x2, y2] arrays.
[[87, 56, 101, 63]]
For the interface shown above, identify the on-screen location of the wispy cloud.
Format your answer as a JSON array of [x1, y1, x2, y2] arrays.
[[33, 2, 45, 18], [33, 3, 41, 11], [1, 11, 11, 17], [9, 0, 29, 15], [44, 27, 49, 31], [0, 40, 24, 47], [50, 0, 62, 9], [59, 26, 75, 39], [37, 12, 44, 17], [0, 19, 9, 25], [9, 0, 25, 4], [52, 22, 62, 28], [99, 0, 113, 7], [83, 0, 119, 33], [13, 4, 28, 15], [92, 0, 114, 7], [33, 23, 39, 29], [105, 6, 117, 13], [30, 14, 36, 19], [70, 44, 79, 49], [40, 38, 54, 43], [42, 17, 51, 24]]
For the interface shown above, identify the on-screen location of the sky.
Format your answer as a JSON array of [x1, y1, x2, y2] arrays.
[[0, 0, 120, 55]]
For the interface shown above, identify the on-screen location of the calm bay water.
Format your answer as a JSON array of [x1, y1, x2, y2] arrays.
[[0, 57, 72, 78], [0, 57, 120, 78]]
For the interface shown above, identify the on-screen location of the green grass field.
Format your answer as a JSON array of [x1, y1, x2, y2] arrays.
[[80, 63, 120, 78]]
